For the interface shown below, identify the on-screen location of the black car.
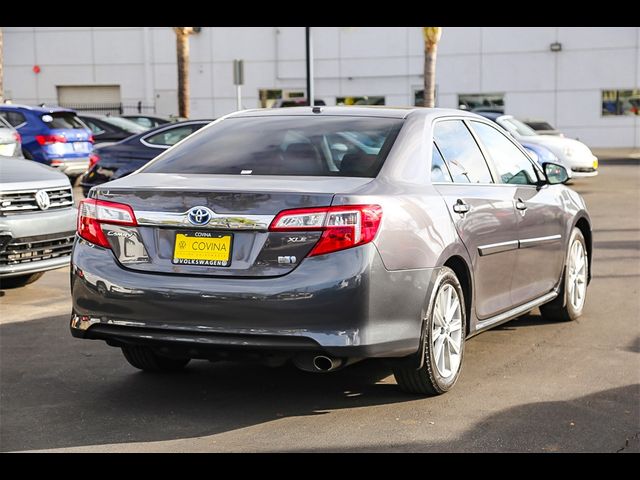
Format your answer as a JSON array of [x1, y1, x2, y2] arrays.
[[120, 115, 172, 129], [78, 114, 147, 145], [80, 120, 211, 196]]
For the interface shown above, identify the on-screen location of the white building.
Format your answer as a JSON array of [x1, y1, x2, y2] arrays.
[[3, 27, 639, 147]]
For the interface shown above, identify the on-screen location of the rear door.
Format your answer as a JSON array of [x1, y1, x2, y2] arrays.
[[432, 119, 519, 319], [469, 121, 565, 304]]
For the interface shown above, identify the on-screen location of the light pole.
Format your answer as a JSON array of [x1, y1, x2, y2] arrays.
[[305, 27, 314, 106]]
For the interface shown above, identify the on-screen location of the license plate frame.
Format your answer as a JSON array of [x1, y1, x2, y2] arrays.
[[172, 231, 233, 267]]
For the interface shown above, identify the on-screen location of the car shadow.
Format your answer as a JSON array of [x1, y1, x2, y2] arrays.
[[287, 385, 640, 452], [0, 315, 411, 452]]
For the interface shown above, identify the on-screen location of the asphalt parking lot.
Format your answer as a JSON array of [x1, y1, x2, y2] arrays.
[[1, 162, 638, 453]]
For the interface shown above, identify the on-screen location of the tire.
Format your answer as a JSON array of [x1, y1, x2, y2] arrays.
[[393, 267, 466, 396], [0, 272, 45, 289], [22, 148, 33, 160], [540, 228, 588, 322], [121, 345, 190, 372]]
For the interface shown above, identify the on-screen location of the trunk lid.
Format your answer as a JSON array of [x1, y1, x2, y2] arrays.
[[95, 173, 373, 277]]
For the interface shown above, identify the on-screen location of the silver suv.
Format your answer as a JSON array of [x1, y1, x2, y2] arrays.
[[0, 155, 77, 287]]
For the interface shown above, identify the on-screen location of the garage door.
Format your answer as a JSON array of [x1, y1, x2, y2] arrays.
[[57, 85, 122, 114]]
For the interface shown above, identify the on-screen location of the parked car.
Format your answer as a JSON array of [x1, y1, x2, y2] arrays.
[[476, 112, 598, 178], [0, 156, 76, 288], [523, 119, 564, 136], [271, 98, 326, 108], [120, 115, 172, 129], [77, 114, 147, 145], [80, 120, 211, 196], [70, 107, 592, 396], [0, 105, 94, 178], [521, 142, 561, 168], [0, 116, 22, 158]]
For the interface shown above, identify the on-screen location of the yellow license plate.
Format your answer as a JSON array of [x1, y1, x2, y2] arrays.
[[173, 232, 232, 267]]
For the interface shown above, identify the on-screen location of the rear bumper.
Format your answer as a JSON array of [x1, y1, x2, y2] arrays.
[[70, 240, 436, 358], [50, 157, 90, 176]]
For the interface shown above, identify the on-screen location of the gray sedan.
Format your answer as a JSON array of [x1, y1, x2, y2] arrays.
[[70, 107, 592, 395], [0, 156, 77, 287]]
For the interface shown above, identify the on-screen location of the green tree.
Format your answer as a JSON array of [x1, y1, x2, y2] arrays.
[[423, 27, 442, 108]]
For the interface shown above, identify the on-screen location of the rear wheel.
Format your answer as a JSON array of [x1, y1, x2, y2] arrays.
[[0, 272, 45, 289], [540, 228, 588, 322], [121, 345, 190, 372], [22, 148, 33, 160], [393, 267, 466, 396]]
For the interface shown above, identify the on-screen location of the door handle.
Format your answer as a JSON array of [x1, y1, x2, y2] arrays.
[[515, 198, 527, 211], [453, 199, 470, 214]]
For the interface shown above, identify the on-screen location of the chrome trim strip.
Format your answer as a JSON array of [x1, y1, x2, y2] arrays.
[[475, 291, 557, 332], [519, 234, 562, 249], [477, 240, 519, 256], [135, 210, 275, 231]]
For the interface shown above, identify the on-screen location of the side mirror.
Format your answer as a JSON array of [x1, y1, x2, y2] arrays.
[[542, 162, 569, 185]]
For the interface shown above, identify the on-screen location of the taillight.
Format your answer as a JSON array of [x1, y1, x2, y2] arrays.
[[88, 134, 95, 144], [13, 132, 21, 144], [35, 134, 67, 145], [77, 199, 137, 248], [89, 153, 100, 169], [270, 204, 383, 257]]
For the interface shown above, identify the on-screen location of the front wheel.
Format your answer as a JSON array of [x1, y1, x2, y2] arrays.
[[393, 267, 466, 396], [540, 227, 588, 322], [0, 272, 45, 289]]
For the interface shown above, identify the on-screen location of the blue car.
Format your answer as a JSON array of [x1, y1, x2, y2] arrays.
[[521, 141, 559, 166], [0, 105, 95, 178]]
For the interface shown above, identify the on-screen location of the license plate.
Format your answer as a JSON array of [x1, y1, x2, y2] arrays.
[[72, 142, 90, 153], [173, 231, 232, 267], [0, 144, 15, 156]]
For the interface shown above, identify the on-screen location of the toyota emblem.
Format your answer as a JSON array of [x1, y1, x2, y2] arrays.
[[187, 206, 213, 226]]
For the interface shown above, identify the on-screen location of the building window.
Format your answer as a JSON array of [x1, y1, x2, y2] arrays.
[[336, 96, 385, 106], [413, 86, 439, 107], [458, 93, 504, 112], [259, 89, 307, 108], [602, 89, 640, 116]]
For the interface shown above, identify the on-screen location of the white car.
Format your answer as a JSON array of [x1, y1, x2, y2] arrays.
[[479, 113, 598, 178]]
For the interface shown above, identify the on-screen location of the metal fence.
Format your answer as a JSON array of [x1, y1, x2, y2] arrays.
[[57, 102, 156, 115]]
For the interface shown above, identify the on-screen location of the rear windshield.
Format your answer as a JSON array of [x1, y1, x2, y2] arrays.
[[142, 116, 404, 177], [42, 112, 86, 129]]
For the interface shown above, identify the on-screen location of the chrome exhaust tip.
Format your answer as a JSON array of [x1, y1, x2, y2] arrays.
[[312, 355, 342, 372]]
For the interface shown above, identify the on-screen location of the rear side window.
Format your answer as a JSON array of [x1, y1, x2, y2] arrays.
[[144, 124, 205, 147], [0, 110, 27, 128], [142, 116, 404, 177], [433, 120, 493, 184], [43, 112, 86, 129], [0, 116, 12, 129]]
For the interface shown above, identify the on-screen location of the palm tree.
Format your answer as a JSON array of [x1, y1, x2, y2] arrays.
[[0, 28, 4, 102], [173, 27, 195, 118], [423, 27, 442, 108]]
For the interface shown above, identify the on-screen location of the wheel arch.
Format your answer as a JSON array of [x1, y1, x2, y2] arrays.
[[443, 255, 473, 338], [573, 215, 592, 284]]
